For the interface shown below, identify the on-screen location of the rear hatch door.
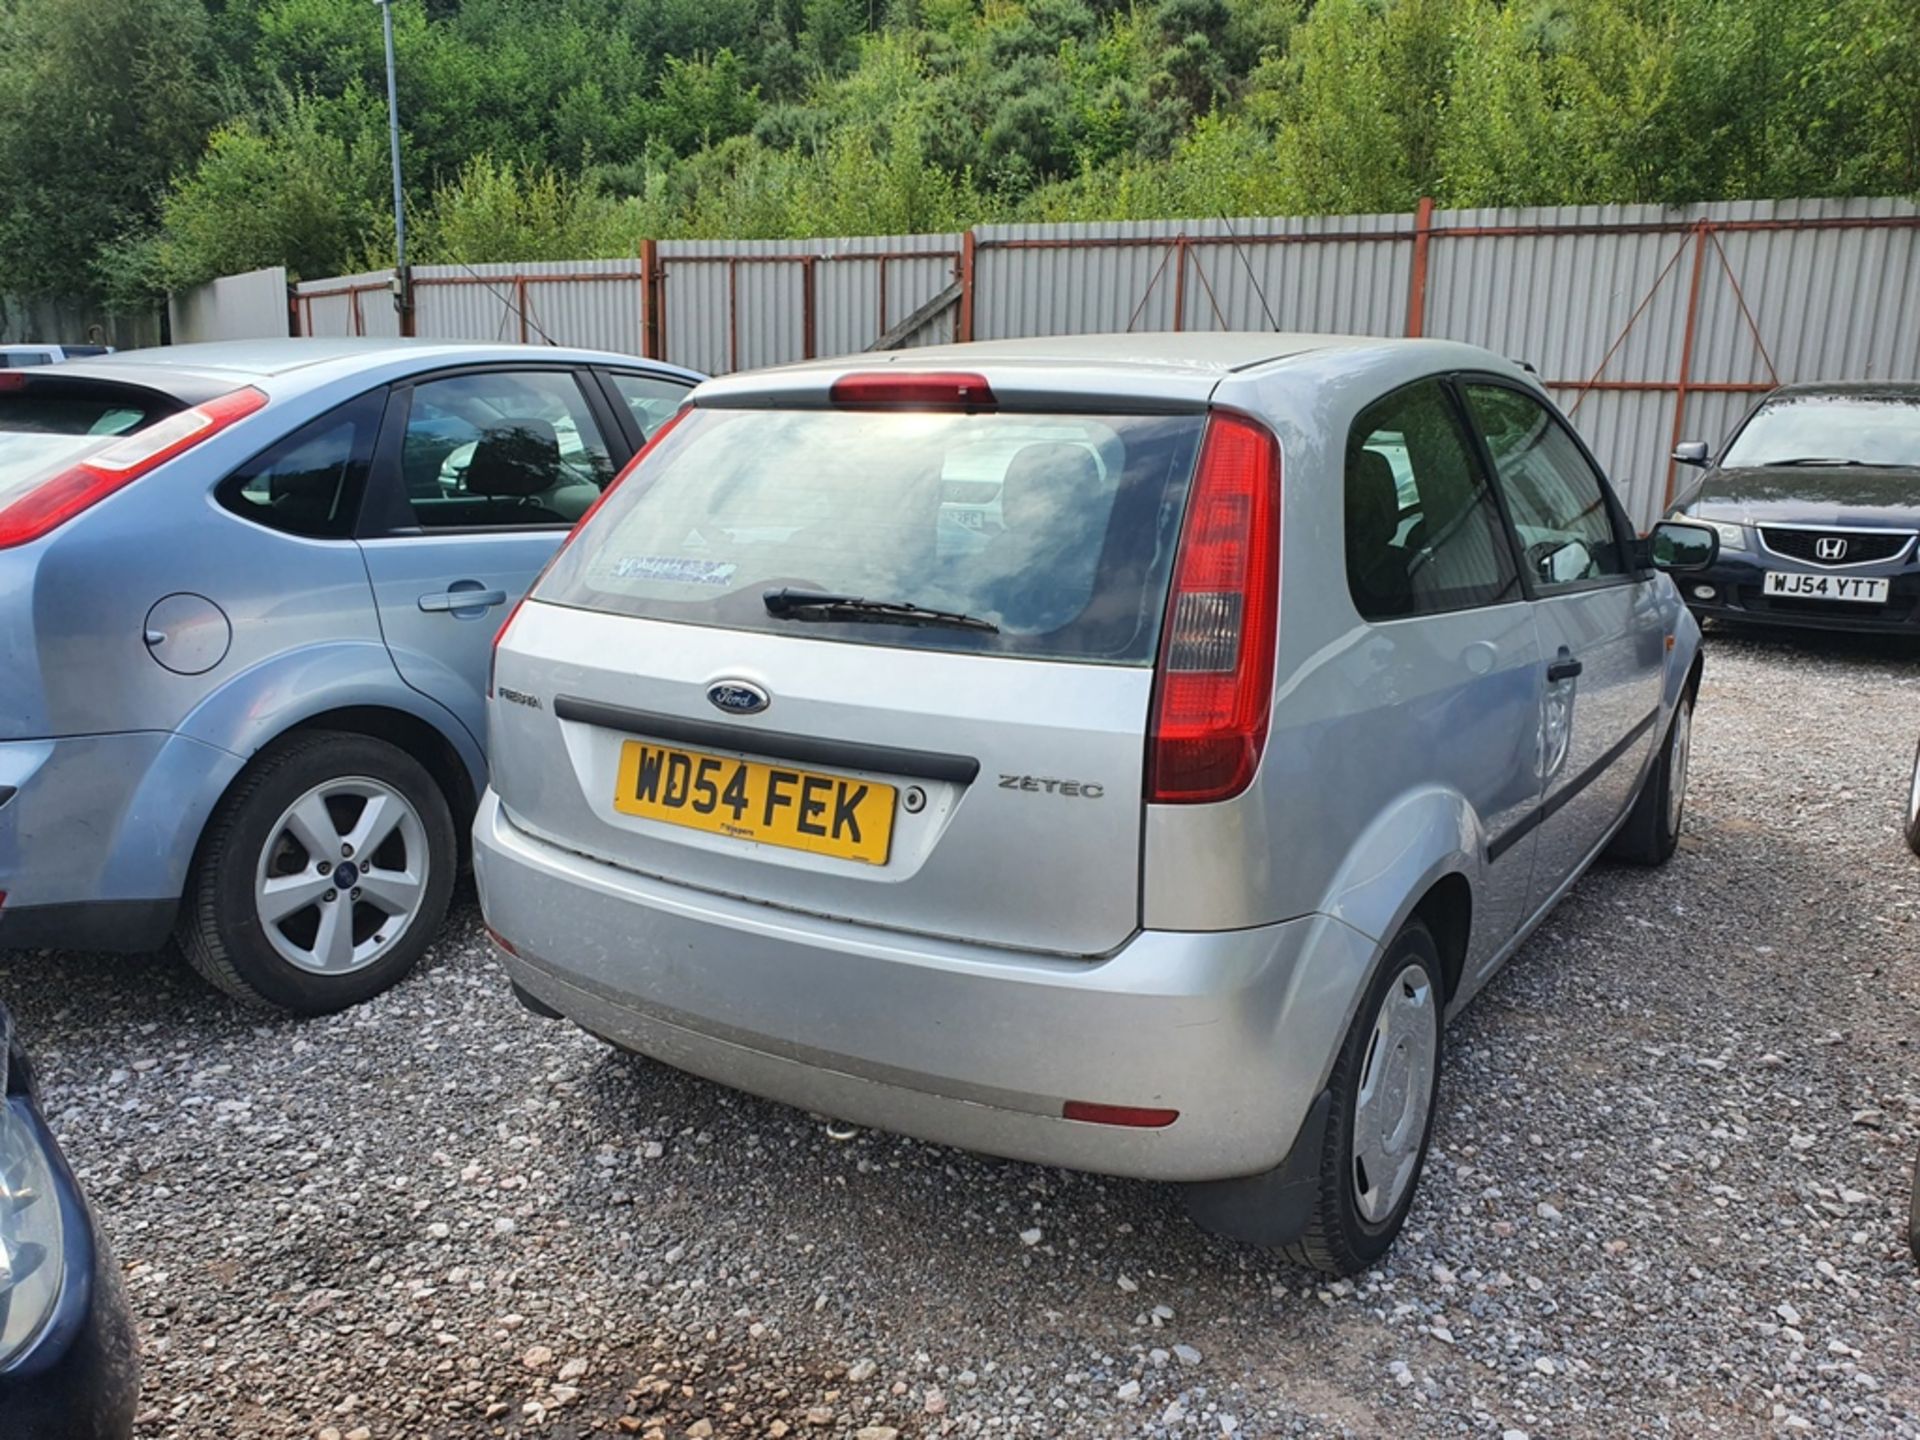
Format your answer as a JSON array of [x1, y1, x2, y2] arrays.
[[489, 389, 1209, 956]]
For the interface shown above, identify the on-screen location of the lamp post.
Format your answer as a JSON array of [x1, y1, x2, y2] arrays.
[[375, 0, 411, 332]]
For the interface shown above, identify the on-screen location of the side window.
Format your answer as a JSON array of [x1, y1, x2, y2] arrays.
[[608, 372, 692, 442], [4, 351, 51, 367], [1345, 381, 1520, 620], [400, 370, 615, 530], [217, 391, 383, 539], [1464, 383, 1629, 588]]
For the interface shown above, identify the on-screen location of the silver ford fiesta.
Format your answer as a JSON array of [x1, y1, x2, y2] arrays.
[[476, 334, 1716, 1273]]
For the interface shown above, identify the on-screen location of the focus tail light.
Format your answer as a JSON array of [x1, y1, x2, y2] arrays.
[[0, 386, 268, 550], [488, 405, 692, 697], [1147, 412, 1281, 804]]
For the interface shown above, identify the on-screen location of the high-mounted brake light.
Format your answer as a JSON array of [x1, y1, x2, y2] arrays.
[[0, 385, 268, 550], [488, 406, 693, 698], [1147, 412, 1281, 805], [828, 372, 996, 409]]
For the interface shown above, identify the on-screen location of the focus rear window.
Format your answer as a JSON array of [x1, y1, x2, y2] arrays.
[[0, 381, 176, 508], [536, 406, 1206, 664]]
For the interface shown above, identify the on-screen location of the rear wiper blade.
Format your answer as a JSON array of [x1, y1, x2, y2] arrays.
[[762, 587, 1000, 633], [1768, 456, 1870, 467]]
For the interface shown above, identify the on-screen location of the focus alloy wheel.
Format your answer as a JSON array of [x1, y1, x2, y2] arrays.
[[178, 730, 458, 1016], [255, 778, 430, 975]]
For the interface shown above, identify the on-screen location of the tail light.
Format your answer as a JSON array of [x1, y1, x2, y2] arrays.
[[0, 386, 268, 550], [488, 406, 692, 697], [1147, 412, 1281, 804]]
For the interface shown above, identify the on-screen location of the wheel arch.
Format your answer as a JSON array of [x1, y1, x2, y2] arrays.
[[1407, 872, 1472, 1006], [174, 646, 487, 888], [1320, 785, 1481, 960]]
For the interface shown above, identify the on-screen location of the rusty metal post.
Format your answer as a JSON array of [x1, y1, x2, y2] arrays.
[[877, 254, 889, 337], [515, 276, 530, 343], [957, 231, 977, 343], [801, 256, 817, 360], [1172, 235, 1188, 331], [1663, 221, 1711, 511], [728, 259, 740, 373], [638, 239, 663, 359], [1406, 196, 1434, 337]]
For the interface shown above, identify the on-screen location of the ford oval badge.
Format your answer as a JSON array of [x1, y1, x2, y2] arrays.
[[707, 680, 770, 716]]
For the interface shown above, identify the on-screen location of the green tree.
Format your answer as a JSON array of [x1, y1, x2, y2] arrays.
[[647, 52, 762, 156], [415, 153, 639, 261], [141, 90, 386, 289], [0, 0, 219, 300]]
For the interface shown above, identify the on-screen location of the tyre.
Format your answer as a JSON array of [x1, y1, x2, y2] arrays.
[[1608, 689, 1694, 866], [1909, 1142, 1920, 1266], [177, 730, 457, 1015], [1282, 919, 1445, 1276], [1903, 738, 1920, 860]]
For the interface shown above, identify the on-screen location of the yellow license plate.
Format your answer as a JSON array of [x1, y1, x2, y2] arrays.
[[613, 739, 896, 865]]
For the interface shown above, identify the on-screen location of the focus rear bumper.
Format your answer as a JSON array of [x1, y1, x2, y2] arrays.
[[0, 732, 242, 953], [474, 790, 1375, 1183]]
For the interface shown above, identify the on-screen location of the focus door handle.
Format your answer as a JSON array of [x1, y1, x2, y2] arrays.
[[419, 588, 508, 613], [1546, 656, 1583, 683]]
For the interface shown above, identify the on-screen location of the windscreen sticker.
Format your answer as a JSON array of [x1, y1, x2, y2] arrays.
[[609, 555, 739, 586]]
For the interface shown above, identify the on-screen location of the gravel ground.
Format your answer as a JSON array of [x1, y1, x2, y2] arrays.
[[7, 629, 1920, 1440]]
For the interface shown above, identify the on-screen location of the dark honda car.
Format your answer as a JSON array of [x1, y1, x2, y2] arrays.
[[1668, 383, 1920, 632], [0, 1005, 137, 1438]]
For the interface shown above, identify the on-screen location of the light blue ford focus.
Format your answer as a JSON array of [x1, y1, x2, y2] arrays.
[[0, 339, 700, 1013]]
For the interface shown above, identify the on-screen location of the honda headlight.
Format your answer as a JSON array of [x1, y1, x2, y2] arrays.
[[0, 1098, 65, 1368], [1672, 511, 1743, 551]]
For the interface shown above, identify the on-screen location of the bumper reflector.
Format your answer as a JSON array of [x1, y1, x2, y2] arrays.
[[1062, 1100, 1179, 1129], [483, 924, 519, 957]]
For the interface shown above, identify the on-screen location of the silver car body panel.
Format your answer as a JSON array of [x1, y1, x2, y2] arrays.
[[478, 332, 1704, 1181]]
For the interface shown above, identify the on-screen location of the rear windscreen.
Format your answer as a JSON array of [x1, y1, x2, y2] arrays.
[[0, 382, 175, 507], [536, 406, 1207, 664]]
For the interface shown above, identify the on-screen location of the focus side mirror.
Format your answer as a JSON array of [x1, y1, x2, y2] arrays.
[[1671, 441, 1711, 467], [1644, 520, 1719, 572]]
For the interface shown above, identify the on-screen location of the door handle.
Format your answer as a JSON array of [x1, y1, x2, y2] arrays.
[[1546, 655, 1584, 683], [418, 588, 508, 613]]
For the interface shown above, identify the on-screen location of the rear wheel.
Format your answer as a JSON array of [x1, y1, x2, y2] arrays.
[[1903, 738, 1920, 859], [1609, 690, 1694, 866], [1284, 920, 1444, 1275], [178, 731, 456, 1015], [1909, 1142, 1920, 1266]]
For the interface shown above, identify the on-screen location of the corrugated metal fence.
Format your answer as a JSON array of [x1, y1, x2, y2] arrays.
[[178, 195, 1920, 526]]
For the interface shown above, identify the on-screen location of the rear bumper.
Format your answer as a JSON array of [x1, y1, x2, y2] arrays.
[[1677, 551, 1920, 632], [0, 731, 242, 953], [474, 790, 1376, 1183]]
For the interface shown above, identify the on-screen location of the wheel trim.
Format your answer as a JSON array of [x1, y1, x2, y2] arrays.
[[1351, 964, 1438, 1225], [254, 776, 429, 976], [1666, 701, 1693, 838], [1908, 743, 1920, 832]]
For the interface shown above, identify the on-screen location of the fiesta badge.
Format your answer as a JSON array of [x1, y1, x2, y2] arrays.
[[707, 679, 770, 716]]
